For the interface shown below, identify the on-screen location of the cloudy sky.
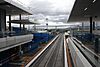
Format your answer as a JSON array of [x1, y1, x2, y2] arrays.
[[14, 0, 75, 25]]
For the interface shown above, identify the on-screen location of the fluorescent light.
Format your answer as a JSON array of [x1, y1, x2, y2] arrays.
[[84, 8, 87, 11], [93, 0, 96, 3]]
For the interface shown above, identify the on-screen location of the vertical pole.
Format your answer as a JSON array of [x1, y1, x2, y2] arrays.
[[96, 22, 98, 30], [46, 18, 48, 42], [9, 15, 11, 31], [70, 27, 72, 36], [46, 23, 48, 42], [19, 45, 23, 61], [0, 9, 6, 37], [0, 11, 2, 31], [81, 22, 84, 38], [55, 26, 57, 32], [93, 21, 95, 30], [0, 9, 6, 31], [4, 10, 6, 31], [34, 24, 36, 32], [82, 22, 84, 31], [77, 25, 79, 31], [19, 14, 21, 31], [90, 17, 93, 34], [23, 24, 25, 30], [19, 15, 23, 60]]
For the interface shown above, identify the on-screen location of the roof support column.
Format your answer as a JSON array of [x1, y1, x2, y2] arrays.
[[93, 21, 95, 30], [19, 14, 21, 31], [0, 9, 6, 31], [23, 24, 25, 30], [9, 15, 11, 31], [4, 11, 6, 31], [82, 22, 84, 31], [90, 17, 93, 34]]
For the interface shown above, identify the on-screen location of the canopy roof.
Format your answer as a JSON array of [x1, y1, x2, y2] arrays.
[[0, 0, 33, 15], [68, 0, 100, 22]]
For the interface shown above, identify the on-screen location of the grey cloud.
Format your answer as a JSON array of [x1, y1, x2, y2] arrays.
[[29, 0, 71, 15], [27, 0, 75, 23], [46, 15, 69, 22], [29, 0, 53, 15]]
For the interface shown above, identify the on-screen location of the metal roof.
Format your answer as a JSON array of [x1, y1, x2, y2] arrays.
[[68, 0, 100, 22], [8, 19, 38, 25], [0, 0, 33, 15]]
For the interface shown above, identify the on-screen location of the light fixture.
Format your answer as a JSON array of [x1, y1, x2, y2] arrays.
[[6, 5, 10, 8], [93, 0, 96, 3], [84, 8, 87, 11]]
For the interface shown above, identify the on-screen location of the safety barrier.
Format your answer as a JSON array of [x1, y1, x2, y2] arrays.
[[73, 37, 100, 67], [64, 34, 68, 67], [68, 37, 92, 67], [0, 34, 33, 52]]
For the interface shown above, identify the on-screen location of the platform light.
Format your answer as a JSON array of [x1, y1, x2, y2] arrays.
[[93, 0, 96, 3], [84, 8, 87, 11]]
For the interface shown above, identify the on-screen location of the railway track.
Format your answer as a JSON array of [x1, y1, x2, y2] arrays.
[[30, 34, 64, 67]]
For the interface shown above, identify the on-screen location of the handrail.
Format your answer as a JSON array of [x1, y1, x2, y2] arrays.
[[0, 31, 32, 38], [0, 34, 33, 52], [68, 37, 92, 67], [64, 34, 68, 67], [73, 37, 100, 59], [71, 37, 100, 67]]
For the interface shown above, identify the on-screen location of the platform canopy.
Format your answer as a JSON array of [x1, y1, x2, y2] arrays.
[[8, 19, 39, 25], [0, 0, 33, 15], [68, 0, 100, 22]]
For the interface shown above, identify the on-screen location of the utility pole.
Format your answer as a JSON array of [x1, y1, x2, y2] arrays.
[[46, 18, 48, 42]]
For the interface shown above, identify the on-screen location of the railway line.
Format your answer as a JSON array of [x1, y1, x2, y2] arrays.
[[30, 34, 64, 67], [6, 32, 97, 67]]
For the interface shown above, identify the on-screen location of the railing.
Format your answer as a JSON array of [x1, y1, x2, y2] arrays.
[[0, 31, 32, 38], [72, 37, 100, 67], [68, 37, 92, 67], [0, 34, 33, 52]]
